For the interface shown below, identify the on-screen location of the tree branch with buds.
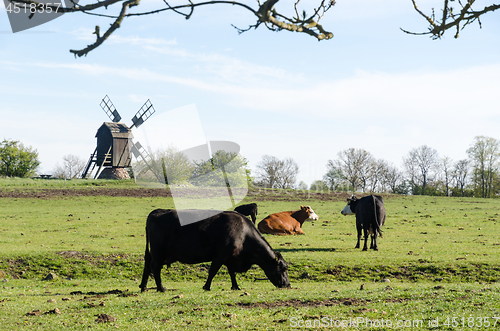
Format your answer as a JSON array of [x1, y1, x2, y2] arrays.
[[6, 0, 335, 57], [402, 0, 500, 39]]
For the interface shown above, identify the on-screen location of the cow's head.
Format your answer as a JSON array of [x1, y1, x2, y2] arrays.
[[341, 195, 357, 215], [264, 252, 291, 289], [300, 205, 319, 221]]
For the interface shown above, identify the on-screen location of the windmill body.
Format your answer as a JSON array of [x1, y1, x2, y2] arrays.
[[81, 95, 155, 179], [96, 122, 133, 168]]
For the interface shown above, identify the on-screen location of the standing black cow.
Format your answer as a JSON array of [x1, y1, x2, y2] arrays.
[[341, 195, 386, 251], [234, 203, 258, 224], [139, 209, 290, 292]]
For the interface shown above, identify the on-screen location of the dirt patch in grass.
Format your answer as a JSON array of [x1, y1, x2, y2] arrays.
[[231, 296, 411, 309], [0, 187, 358, 202], [0, 188, 171, 199], [233, 298, 367, 309]]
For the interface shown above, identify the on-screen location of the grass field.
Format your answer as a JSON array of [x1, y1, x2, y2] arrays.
[[1, 179, 500, 330]]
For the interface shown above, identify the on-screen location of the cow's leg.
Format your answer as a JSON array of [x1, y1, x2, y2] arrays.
[[257, 221, 272, 234], [203, 258, 225, 291], [294, 227, 305, 235], [227, 266, 240, 290], [267, 227, 294, 235], [371, 234, 379, 251], [250, 213, 256, 225], [151, 259, 166, 292], [355, 225, 362, 249], [139, 249, 152, 292], [362, 229, 369, 251]]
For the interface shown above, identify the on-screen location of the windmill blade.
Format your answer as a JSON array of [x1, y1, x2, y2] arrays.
[[130, 141, 164, 183], [100, 95, 122, 123], [131, 99, 155, 129], [130, 141, 154, 173], [130, 141, 149, 159]]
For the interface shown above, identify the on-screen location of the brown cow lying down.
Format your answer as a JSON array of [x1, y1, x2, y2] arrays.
[[257, 205, 319, 235]]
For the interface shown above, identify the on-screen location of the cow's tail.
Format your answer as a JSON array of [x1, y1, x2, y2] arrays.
[[144, 225, 151, 265], [139, 224, 152, 291], [372, 195, 383, 238]]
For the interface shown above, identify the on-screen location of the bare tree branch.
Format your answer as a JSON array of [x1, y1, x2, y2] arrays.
[[70, 0, 139, 57], [9, 0, 498, 56], [402, 0, 500, 39], [6, 0, 334, 57]]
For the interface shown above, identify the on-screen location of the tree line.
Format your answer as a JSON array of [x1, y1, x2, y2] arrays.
[[314, 136, 500, 198], [2, 135, 500, 199], [132, 147, 250, 188], [254, 136, 500, 199]]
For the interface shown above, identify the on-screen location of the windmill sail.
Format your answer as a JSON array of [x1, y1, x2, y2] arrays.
[[130, 141, 164, 183], [131, 99, 155, 129], [100, 95, 122, 123]]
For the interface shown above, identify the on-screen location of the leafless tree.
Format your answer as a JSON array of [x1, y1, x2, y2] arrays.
[[381, 163, 404, 194], [6, 0, 334, 57], [255, 155, 299, 189], [440, 156, 453, 196], [278, 157, 300, 189], [366, 159, 388, 193], [53, 154, 86, 179], [452, 159, 469, 196], [403, 145, 439, 192], [335, 148, 374, 192], [402, 0, 500, 39], [256, 155, 280, 188], [466, 135, 500, 198], [323, 160, 346, 191]]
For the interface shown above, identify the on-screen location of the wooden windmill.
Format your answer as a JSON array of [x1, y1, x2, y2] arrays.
[[81, 95, 156, 179]]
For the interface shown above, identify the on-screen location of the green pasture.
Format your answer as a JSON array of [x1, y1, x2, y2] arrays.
[[1, 180, 500, 329]]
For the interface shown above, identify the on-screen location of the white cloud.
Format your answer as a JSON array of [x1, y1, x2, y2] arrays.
[[127, 94, 152, 104], [218, 64, 500, 121], [3, 50, 499, 125], [108, 35, 177, 46]]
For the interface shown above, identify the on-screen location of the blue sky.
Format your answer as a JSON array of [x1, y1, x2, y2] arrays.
[[1, 0, 500, 185]]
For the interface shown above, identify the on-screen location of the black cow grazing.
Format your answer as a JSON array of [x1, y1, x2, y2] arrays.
[[341, 195, 386, 251], [234, 203, 258, 224], [139, 209, 290, 292]]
